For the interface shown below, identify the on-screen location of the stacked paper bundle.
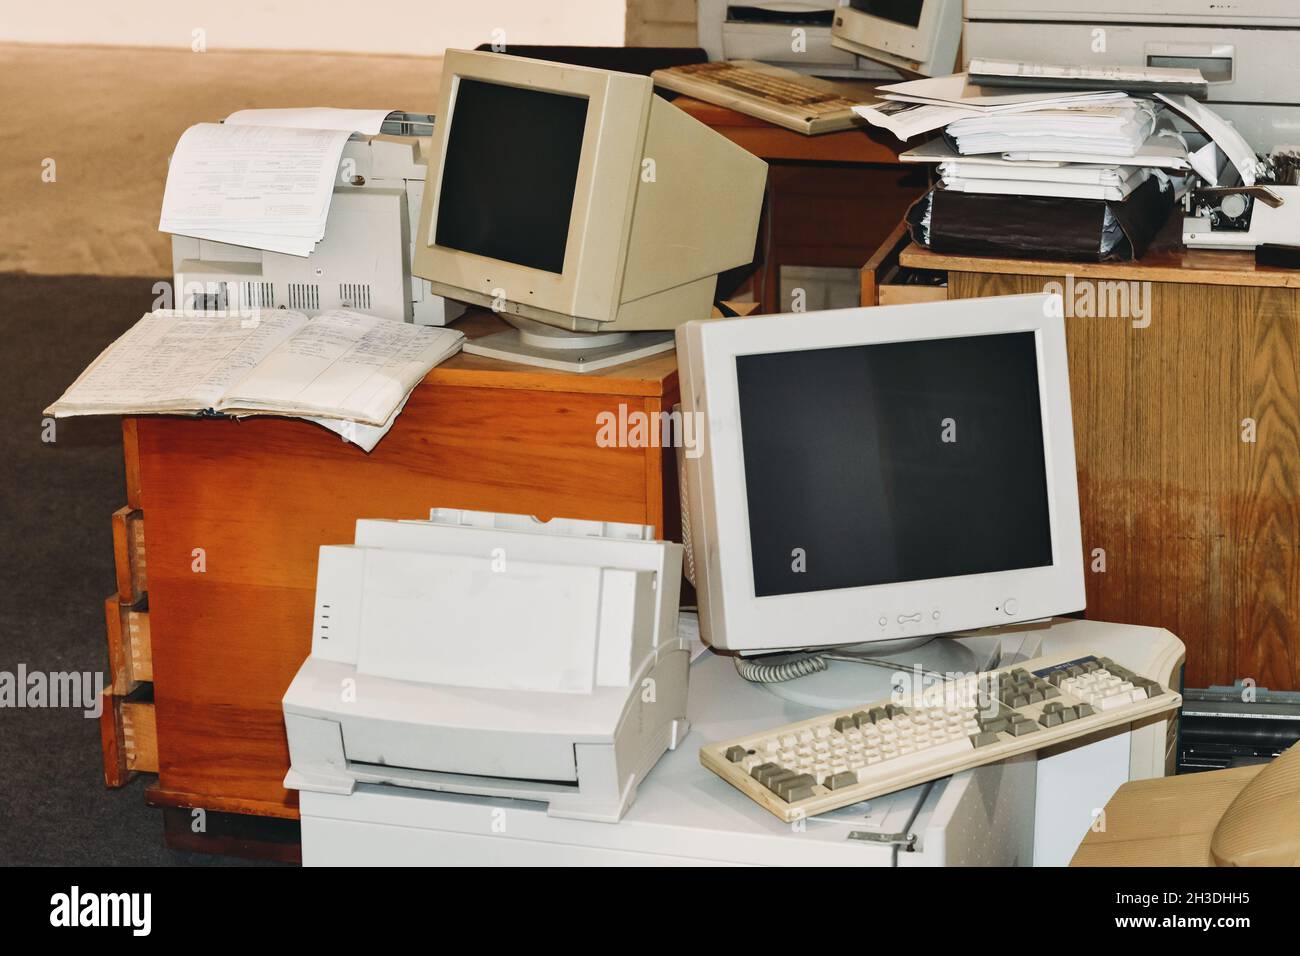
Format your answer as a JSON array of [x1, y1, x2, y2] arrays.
[[853, 69, 1203, 202], [158, 108, 396, 257], [854, 60, 1265, 197]]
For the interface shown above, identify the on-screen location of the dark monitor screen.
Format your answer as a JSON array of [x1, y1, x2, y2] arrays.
[[435, 79, 588, 274], [735, 332, 1053, 598], [848, 0, 925, 29]]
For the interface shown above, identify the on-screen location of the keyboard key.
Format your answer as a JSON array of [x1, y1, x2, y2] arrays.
[[725, 745, 748, 762], [825, 771, 857, 790], [772, 773, 818, 801]]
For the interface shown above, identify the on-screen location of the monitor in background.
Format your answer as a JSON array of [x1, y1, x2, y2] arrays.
[[831, 0, 962, 77], [413, 50, 768, 373], [676, 293, 1085, 657]]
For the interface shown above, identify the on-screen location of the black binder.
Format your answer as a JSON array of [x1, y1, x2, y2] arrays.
[[906, 176, 1175, 263]]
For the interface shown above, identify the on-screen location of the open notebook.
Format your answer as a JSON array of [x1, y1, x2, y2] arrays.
[[46, 309, 464, 451]]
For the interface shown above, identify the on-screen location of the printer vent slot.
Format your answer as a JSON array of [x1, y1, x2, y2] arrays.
[[288, 283, 320, 311], [338, 283, 372, 310], [190, 282, 228, 313], [238, 281, 275, 310]]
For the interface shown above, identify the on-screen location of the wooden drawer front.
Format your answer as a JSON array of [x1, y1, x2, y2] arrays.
[[878, 285, 948, 307], [104, 596, 152, 693], [112, 506, 148, 603], [861, 221, 948, 308], [99, 690, 158, 787], [132, 381, 676, 818]]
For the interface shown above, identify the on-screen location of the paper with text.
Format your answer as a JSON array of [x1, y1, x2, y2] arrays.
[[159, 123, 351, 256], [223, 108, 396, 135]]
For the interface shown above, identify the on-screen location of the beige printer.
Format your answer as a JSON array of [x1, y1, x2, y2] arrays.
[[964, 1, 1300, 152], [172, 113, 465, 326]]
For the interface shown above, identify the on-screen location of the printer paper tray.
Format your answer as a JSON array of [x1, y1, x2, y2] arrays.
[[346, 759, 579, 801]]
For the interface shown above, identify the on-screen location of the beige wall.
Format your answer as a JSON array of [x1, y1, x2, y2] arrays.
[[626, 0, 697, 47], [0, 1, 628, 55]]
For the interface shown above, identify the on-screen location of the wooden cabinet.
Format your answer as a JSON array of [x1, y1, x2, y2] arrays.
[[895, 233, 1300, 691], [106, 311, 683, 837]]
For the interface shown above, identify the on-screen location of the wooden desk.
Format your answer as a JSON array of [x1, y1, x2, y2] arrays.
[[103, 311, 683, 855], [671, 95, 929, 314], [896, 229, 1300, 691]]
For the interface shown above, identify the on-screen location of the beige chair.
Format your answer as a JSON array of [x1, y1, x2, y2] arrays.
[[1072, 743, 1300, 866]]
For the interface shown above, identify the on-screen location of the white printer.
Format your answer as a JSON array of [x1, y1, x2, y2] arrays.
[[172, 113, 465, 326], [964, 1, 1300, 153], [282, 509, 690, 824]]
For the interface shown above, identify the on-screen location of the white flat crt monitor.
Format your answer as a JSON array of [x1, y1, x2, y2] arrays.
[[676, 293, 1086, 654]]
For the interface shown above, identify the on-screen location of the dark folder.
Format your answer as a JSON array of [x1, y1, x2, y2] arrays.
[[906, 176, 1175, 263]]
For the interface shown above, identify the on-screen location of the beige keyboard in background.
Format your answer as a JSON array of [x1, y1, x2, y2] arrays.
[[701, 653, 1182, 823], [651, 60, 867, 135]]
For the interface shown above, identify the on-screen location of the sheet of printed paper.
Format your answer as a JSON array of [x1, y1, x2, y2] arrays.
[[158, 122, 351, 255], [224, 108, 396, 134], [309, 391, 413, 452], [852, 100, 983, 140], [1157, 93, 1257, 186], [878, 73, 1128, 111]]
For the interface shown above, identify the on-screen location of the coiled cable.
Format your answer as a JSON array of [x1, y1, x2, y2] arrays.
[[733, 653, 828, 684]]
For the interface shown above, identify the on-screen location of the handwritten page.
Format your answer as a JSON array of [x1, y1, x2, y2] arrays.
[[46, 309, 465, 449], [221, 310, 462, 425], [46, 310, 308, 416]]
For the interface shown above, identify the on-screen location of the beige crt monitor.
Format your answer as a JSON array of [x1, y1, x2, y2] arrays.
[[832, 0, 961, 78], [412, 50, 768, 373]]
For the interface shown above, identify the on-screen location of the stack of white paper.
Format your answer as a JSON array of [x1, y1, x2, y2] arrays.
[[854, 72, 1210, 202], [158, 108, 397, 257], [945, 101, 1160, 159], [852, 73, 1129, 140]]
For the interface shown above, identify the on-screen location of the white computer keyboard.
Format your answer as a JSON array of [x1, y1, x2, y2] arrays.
[[701, 653, 1182, 823]]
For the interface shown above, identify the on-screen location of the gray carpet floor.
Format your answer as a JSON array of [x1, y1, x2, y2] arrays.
[[0, 274, 274, 864]]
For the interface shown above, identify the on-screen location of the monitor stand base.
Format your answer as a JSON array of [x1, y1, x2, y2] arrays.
[[463, 320, 675, 373], [760, 634, 1003, 712]]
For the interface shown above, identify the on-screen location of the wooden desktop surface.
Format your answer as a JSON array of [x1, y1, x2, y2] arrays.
[[671, 93, 906, 164], [428, 309, 678, 395], [896, 227, 1300, 691], [901, 226, 1300, 289]]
